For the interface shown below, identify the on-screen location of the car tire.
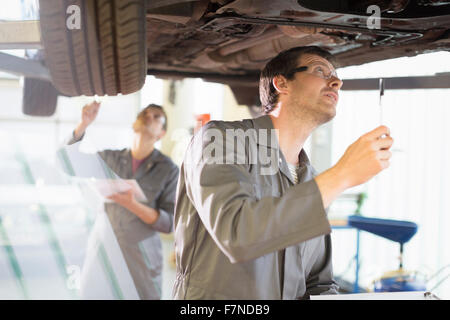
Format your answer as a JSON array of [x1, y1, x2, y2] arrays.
[[39, 0, 147, 97]]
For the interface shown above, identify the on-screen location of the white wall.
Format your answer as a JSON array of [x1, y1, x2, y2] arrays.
[[330, 87, 450, 298]]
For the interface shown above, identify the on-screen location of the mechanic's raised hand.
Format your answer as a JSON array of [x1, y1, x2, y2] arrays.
[[81, 101, 101, 127], [334, 125, 393, 188], [315, 125, 394, 208], [74, 101, 101, 139]]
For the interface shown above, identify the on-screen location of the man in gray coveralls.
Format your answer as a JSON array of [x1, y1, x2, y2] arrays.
[[172, 46, 394, 299], [68, 102, 179, 299]]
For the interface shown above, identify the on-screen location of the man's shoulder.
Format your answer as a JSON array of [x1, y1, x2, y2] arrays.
[[203, 118, 255, 132], [187, 116, 274, 157], [195, 119, 258, 149], [203, 115, 274, 133], [200, 116, 276, 145], [99, 147, 128, 158]]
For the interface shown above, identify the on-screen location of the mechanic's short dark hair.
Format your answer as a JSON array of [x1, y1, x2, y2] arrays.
[[138, 103, 168, 131], [259, 46, 337, 114]]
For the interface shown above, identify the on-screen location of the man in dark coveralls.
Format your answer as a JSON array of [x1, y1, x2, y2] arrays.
[[68, 102, 179, 299]]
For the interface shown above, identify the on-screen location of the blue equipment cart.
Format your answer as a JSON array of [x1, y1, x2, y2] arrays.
[[346, 215, 426, 292]]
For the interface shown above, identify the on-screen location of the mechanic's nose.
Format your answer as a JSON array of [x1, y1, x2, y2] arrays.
[[329, 76, 343, 91]]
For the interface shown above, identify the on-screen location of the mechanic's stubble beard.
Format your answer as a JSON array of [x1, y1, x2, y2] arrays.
[[288, 96, 336, 131]]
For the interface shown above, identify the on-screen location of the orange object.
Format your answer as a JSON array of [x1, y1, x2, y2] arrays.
[[194, 113, 211, 133], [195, 113, 210, 125]]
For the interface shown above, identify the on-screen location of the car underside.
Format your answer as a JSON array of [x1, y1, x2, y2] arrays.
[[3, 0, 450, 115], [145, 0, 450, 83]]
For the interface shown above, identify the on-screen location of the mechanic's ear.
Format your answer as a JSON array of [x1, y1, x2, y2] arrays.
[[272, 75, 289, 94]]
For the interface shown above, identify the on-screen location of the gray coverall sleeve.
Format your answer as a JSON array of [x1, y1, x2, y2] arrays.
[[64, 130, 115, 164], [151, 165, 179, 233], [185, 122, 331, 264], [65, 130, 84, 145]]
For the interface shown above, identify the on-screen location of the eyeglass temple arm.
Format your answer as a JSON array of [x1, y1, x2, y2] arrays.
[[285, 66, 308, 77]]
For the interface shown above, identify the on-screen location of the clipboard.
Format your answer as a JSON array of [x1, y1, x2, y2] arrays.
[[93, 179, 148, 203], [57, 141, 148, 202]]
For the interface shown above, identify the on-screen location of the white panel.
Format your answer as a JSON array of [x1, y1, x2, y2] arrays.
[[331, 88, 450, 299]]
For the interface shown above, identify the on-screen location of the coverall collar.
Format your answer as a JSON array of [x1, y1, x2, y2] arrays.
[[122, 148, 165, 179], [251, 114, 311, 184]]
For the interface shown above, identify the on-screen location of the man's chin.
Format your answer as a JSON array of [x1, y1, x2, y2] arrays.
[[316, 106, 336, 125]]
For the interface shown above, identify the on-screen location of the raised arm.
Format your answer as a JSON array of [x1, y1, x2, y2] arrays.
[[72, 101, 101, 141]]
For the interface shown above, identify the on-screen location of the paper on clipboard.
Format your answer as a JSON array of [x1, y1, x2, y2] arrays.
[[57, 141, 148, 202], [94, 179, 148, 203]]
